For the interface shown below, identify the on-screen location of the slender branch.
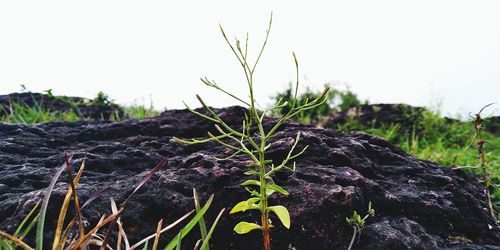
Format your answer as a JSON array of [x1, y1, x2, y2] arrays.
[[200, 77, 250, 106], [174, 133, 231, 145], [214, 150, 242, 161], [183, 101, 219, 123], [347, 226, 358, 250], [252, 12, 273, 74]]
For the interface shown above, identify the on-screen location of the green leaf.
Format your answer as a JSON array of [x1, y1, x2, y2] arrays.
[[265, 189, 276, 197], [244, 170, 259, 176], [241, 180, 260, 187], [268, 206, 291, 229], [266, 184, 289, 196], [230, 198, 260, 214], [233, 222, 262, 234], [244, 187, 260, 197], [246, 162, 259, 167], [262, 160, 273, 165]]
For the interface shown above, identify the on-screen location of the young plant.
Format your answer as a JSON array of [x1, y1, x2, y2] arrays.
[[346, 202, 375, 250], [174, 14, 329, 250], [465, 103, 498, 221]]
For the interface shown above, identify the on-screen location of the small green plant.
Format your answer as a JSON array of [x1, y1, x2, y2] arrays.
[[44, 89, 55, 99], [94, 91, 111, 105], [174, 14, 329, 250], [346, 202, 375, 250]]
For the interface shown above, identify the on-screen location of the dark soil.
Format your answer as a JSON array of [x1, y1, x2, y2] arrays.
[[0, 106, 498, 249]]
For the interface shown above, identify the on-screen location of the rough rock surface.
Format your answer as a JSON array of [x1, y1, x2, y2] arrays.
[[0, 92, 123, 120], [0, 106, 498, 249]]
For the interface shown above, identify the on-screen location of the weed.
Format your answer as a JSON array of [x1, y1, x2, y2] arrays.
[[0, 156, 222, 250], [94, 91, 111, 106], [464, 103, 498, 221], [346, 202, 375, 250], [174, 14, 329, 250]]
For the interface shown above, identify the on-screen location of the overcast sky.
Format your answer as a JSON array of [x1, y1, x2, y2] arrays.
[[0, 1, 499, 117]]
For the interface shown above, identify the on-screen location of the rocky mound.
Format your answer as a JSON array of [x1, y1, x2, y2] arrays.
[[0, 106, 498, 249], [318, 103, 425, 131], [0, 92, 123, 120]]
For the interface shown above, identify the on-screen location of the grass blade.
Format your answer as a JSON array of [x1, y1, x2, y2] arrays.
[[62, 158, 85, 239], [100, 157, 168, 250], [116, 217, 130, 250], [13, 203, 40, 238], [19, 213, 40, 241], [68, 208, 123, 249], [175, 232, 181, 250], [129, 210, 194, 250], [0, 231, 32, 250], [193, 188, 208, 249], [52, 159, 85, 250], [164, 195, 214, 250], [36, 154, 73, 250], [152, 219, 163, 250], [110, 198, 129, 250], [55, 218, 75, 250], [81, 187, 110, 210], [200, 208, 225, 250]]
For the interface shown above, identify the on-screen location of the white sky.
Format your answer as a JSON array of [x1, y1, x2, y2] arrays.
[[0, 1, 499, 117]]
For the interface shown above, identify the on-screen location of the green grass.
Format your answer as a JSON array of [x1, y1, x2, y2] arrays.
[[335, 110, 499, 219], [0, 100, 81, 124], [121, 104, 160, 120], [0, 97, 159, 124]]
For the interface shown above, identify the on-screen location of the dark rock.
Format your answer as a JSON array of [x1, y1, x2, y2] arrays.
[[318, 103, 426, 132], [0, 106, 498, 249], [361, 217, 499, 250], [360, 217, 442, 249], [0, 92, 123, 120], [485, 116, 500, 136]]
